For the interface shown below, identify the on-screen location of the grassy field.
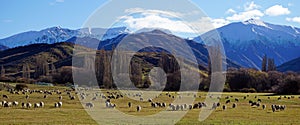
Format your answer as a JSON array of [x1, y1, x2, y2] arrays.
[[0, 83, 300, 125]]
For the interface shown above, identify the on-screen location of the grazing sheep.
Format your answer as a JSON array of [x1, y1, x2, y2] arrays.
[[58, 102, 62, 107], [86, 102, 94, 108], [262, 104, 266, 110], [225, 100, 230, 104], [3, 95, 8, 99], [34, 103, 40, 108], [212, 103, 217, 109], [217, 102, 220, 107], [235, 98, 239, 102], [232, 103, 237, 108], [137, 105, 141, 112], [128, 102, 131, 108], [105, 101, 110, 108], [271, 105, 276, 112], [44, 95, 47, 99], [27, 103, 32, 108], [70, 96, 76, 100], [59, 96, 62, 100], [243, 96, 247, 99], [257, 99, 262, 102], [3, 102, 11, 107], [25, 95, 29, 99], [40, 102, 45, 108], [162, 103, 166, 107], [148, 98, 153, 102], [188, 104, 193, 110], [22, 102, 26, 108], [13, 101, 19, 106], [170, 104, 175, 111], [140, 97, 143, 101], [222, 105, 226, 110]]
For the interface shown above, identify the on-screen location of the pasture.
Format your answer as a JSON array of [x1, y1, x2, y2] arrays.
[[0, 83, 300, 125]]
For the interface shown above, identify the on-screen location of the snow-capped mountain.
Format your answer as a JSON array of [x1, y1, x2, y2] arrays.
[[195, 18, 300, 69], [0, 26, 129, 49]]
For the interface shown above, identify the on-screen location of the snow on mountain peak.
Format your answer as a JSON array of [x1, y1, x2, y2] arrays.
[[242, 18, 270, 28]]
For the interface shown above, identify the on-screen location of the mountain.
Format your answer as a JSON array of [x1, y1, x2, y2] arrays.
[[0, 26, 129, 49], [277, 57, 300, 72], [194, 18, 300, 69], [97, 30, 240, 69]]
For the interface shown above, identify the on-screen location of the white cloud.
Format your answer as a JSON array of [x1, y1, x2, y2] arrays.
[[244, 1, 260, 11], [226, 9, 264, 21], [286, 17, 300, 23], [119, 8, 218, 34], [265, 5, 290, 16], [120, 12, 195, 33], [226, 9, 236, 14]]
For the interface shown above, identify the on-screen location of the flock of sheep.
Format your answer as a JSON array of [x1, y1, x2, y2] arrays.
[[0, 87, 293, 114], [75, 89, 291, 113], [0, 88, 75, 109]]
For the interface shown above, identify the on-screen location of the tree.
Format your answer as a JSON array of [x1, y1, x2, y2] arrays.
[[267, 58, 276, 71], [261, 54, 267, 72], [22, 63, 30, 79]]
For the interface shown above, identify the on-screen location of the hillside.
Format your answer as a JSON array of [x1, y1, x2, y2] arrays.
[[277, 57, 300, 72]]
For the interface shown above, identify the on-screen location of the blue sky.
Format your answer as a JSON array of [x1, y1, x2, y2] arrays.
[[1, 0, 300, 38]]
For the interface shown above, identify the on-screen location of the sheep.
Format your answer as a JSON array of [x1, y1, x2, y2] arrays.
[[222, 105, 226, 110], [162, 103, 166, 107], [148, 98, 153, 102], [3, 95, 8, 99], [280, 105, 286, 111], [243, 96, 247, 99], [22, 102, 26, 108], [257, 99, 262, 102], [57, 102, 62, 108], [12, 101, 19, 106], [212, 103, 217, 109], [85, 102, 94, 108], [70, 96, 76, 100], [176, 105, 180, 111], [25, 95, 29, 99], [271, 105, 276, 112], [34, 103, 40, 108], [105, 101, 110, 108], [3, 102, 12, 107], [137, 105, 141, 112], [92, 97, 97, 101], [27, 103, 32, 108], [262, 104, 266, 110], [169, 104, 175, 111], [128, 102, 131, 108], [59, 96, 63, 100], [232, 103, 237, 108], [225, 100, 230, 104], [188, 104, 193, 110], [44, 95, 47, 99], [235, 98, 239, 102], [40, 102, 45, 108]]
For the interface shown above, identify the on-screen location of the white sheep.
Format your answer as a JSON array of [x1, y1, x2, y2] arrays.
[[137, 105, 141, 112]]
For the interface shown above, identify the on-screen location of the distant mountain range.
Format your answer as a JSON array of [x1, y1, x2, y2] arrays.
[[1, 19, 300, 71], [195, 18, 300, 69], [0, 26, 129, 49]]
